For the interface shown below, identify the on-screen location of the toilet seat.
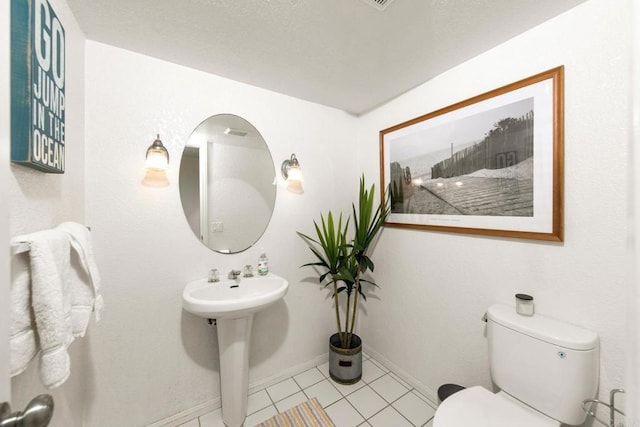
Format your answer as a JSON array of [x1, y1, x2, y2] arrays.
[[433, 386, 560, 427]]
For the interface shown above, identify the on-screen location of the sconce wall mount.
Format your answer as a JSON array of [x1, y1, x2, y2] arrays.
[[281, 153, 303, 193], [281, 153, 302, 181]]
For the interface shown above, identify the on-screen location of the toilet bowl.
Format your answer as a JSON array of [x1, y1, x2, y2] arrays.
[[433, 386, 559, 427], [432, 304, 599, 426]]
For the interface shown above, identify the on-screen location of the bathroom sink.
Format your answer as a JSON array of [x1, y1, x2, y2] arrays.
[[182, 273, 288, 319], [183, 272, 289, 426]]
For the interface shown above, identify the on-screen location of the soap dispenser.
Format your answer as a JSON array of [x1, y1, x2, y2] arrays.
[[258, 250, 269, 276]]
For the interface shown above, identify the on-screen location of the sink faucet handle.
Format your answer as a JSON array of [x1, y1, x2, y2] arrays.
[[243, 265, 254, 278], [208, 269, 219, 283]]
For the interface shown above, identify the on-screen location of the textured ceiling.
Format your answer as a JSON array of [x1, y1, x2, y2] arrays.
[[66, 0, 586, 115]]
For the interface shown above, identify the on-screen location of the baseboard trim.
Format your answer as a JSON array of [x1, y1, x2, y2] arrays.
[[363, 344, 439, 407], [248, 353, 329, 395], [146, 397, 221, 427], [146, 353, 329, 426]]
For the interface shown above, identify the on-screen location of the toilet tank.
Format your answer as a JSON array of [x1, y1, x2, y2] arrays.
[[487, 304, 599, 426]]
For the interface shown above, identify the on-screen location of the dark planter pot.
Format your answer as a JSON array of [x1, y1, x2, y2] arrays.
[[329, 333, 362, 384]]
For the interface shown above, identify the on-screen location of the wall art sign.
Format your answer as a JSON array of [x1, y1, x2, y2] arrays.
[[11, 0, 66, 173], [380, 67, 564, 241]]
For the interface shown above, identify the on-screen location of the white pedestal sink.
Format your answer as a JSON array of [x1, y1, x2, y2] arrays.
[[183, 273, 288, 427]]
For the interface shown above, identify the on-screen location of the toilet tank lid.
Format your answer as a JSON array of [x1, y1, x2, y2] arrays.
[[487, 304, 598, 351]]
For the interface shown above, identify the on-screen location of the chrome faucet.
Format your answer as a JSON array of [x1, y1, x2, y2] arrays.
[[228, 269, 242, 280]]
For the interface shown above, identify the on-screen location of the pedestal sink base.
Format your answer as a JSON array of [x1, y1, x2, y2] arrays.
[[182, 274, 289, 427], [217, 315, 254, 427]]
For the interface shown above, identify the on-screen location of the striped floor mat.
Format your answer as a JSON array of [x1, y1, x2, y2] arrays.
[[254, 398, 336, 427]]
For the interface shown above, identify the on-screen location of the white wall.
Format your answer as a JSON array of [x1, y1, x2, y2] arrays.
[[629, 0, 640, 423], [6, 0, 634, 425], [7, 0, 87, 425], [0, 0, 12, 404], [84, 41, 358, 426], [358, 0, 631, 415]]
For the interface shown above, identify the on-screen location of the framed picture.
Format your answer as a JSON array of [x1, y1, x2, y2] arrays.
[[380, 66, 564, 241], [11, 0, 66, 173]]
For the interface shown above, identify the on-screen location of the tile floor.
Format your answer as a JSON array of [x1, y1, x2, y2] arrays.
[[179, 354, 436, 427]]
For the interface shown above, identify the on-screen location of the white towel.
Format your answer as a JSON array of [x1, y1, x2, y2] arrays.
[[57, 222, 104, 336], [10, 229, 74, 389], [9, 254, 38, 377]]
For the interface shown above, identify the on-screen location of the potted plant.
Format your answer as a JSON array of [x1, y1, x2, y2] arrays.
[[298, 176, 390, 384]]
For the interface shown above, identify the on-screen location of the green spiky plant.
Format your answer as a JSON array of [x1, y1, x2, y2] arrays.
[[298, 176, 390, 349]]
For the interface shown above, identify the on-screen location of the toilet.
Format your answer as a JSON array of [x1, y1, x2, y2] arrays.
[[434, 304, 599, 427]]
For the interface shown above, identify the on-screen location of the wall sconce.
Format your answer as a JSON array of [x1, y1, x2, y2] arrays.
[[281, 153, 303, 193], [145, 134, 169, 170], [142, 134, 170, 187]]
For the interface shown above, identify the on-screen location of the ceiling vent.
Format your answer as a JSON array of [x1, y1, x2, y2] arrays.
[[360, 0, 395, 11]]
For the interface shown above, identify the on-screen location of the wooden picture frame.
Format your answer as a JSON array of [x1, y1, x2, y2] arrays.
[[380, 66, 564, 241]]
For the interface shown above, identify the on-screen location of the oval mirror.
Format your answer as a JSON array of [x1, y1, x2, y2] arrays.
[[179, 114, 276, 254]]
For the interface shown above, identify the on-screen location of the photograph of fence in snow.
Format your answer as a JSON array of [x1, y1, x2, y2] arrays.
[[380, 67, 564, 241]]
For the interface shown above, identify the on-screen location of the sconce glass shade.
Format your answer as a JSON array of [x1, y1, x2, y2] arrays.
[[281, 153, 303, 182], [142, 134, 170, 187], [281, 153, 303, 194], [142, 169, 170, 187], [145, 134, 170, 171], [286, 164, 303, 182]]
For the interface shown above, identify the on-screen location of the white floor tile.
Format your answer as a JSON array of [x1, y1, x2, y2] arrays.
[[243, 405, 278, 427], [248, 389, 272, 415], [346, 386, 388, 419], [412, 389, 437, 407], [388, 372, 412, 390], [329, 376, 366, 397], [198, 408, 225, 427], [324, 399, 365, 427], [266, 378, 301, 402], [294, 367, 325, 389], [369, 374, 410, 403], [362, 352, 372, 360], [303, 379, 343, 408], [392, 392, 436, 427], [177, 418, 199, 427], [361, 359, 385, 383], [274, 391, 308, 413], [368, 406, 413, 427], [317, 361, 330, 378], [368, 358, 389, 373], [190, 358, 439, 427]]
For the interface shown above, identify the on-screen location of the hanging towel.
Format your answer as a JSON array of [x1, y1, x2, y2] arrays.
[[9, 253, 38, 377], [10, 229, 74, 389], [57, 222, 104, 336]]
